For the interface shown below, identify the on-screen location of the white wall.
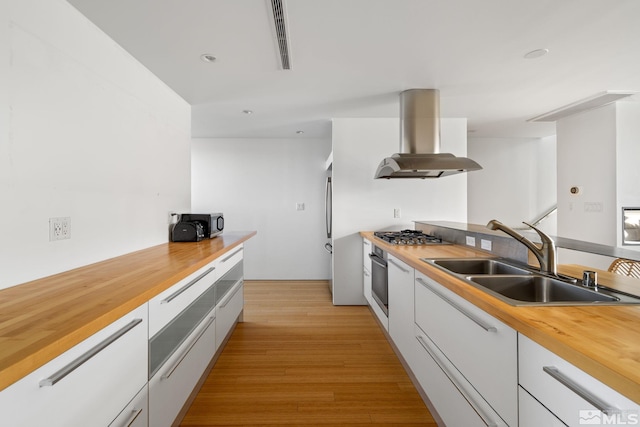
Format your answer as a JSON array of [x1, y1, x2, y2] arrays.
[[0, 0, 192, 289], [191, 137, 332, 280], [467, 136, 557, 235], [331, 117, 469, 304], [556, 100, 640, 268], [616, 101, 640, 249], [557, 104, 617, 246]]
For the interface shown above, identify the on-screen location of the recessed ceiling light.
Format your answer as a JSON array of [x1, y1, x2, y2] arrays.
[[200, 54, 217, 63], [523, 49, 549, 59], [296, 130, 304, 135], [242, 110, 253, 115]]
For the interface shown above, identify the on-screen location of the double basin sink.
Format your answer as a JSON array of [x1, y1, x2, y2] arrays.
[[421, 258, 640, 306]]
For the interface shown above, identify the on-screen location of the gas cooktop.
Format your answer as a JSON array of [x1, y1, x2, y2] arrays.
[[374, 230, 449, 245]]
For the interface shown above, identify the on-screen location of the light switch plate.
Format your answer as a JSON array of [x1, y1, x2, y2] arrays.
[[481, 239, 492, 251], [466, 236, 476, 247]]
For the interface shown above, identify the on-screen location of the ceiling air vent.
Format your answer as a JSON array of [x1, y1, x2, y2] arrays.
[[268, 0, 291, 70]]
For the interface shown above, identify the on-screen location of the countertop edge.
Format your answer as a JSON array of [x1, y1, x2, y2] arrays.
[[361, 231, 640, 405], [0, 231, 256, 392]]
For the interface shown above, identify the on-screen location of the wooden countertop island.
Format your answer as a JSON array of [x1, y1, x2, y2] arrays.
[[361, 231, 640, 405], [0, 231, 256, 392]]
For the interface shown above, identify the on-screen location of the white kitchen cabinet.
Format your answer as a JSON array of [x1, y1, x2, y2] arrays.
[[148, 258, 218, 337], [519, 386, 566, 427], [387, 254, 417, 366], [362, 238, 388, 331], [363, 239, 372, 304], [215, 244, 243, 279], [414, 324, 508, 427], [149, 307, 217, 427], [0, 304, 148, 427], [414, 271, 518, 426], [149, 275, 218, 426], [215, 258, 244, 349], [108, 385, 148, 427], [149, 246, 244, 427], [519, 333, 640, 427]]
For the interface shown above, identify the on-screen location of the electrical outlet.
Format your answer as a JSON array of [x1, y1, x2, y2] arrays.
[[296, 203, 305, 211], [481, 239, 493, 251], [394, 208, 401, 218], [466, 235, 476, 247], [49, 217, 71, 241]]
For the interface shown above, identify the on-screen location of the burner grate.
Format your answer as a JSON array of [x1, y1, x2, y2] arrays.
[[374, 229, 445, 245]]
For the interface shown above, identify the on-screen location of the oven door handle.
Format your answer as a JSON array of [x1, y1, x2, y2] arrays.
[[369, 253, 387, 269]]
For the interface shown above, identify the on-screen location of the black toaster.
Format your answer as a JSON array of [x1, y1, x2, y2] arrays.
[[171, 221, 205, 242]]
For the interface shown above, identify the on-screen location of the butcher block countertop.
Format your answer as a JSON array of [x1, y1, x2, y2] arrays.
[[361, 231, 640, 405], [0, 231, 256, 392]]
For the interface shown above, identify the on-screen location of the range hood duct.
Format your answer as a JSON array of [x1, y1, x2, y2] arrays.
[[374, 89, 482, 179]]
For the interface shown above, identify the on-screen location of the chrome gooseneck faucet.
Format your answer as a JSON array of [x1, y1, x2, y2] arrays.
[[487, 219, 558, 276]]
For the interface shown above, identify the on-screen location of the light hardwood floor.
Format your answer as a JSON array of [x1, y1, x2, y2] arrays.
[[179, 281, 437, 426]]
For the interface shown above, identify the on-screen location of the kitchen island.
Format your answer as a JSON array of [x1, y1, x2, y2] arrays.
[[0, 231, 255, 395], [361, 230, 640, 408]]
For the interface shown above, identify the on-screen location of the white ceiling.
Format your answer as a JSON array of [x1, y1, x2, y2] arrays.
[[66, 0, 640, 140]]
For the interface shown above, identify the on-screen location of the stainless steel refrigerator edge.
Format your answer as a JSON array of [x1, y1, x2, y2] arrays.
[[324, 157, 333, 295]]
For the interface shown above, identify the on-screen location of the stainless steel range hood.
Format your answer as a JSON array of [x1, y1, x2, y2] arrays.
[[374, 89, 482, 179]]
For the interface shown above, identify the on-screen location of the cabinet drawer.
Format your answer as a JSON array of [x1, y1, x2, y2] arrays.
[[149, 275, 218, 378], [415, 271, 517, 426], [388, 254, 416, 366], [216, 280, 243, 349], [363, 239, 372, 272], [108, 384, 148, 427], [414, 325, 508, 427], [363, 264, 372, 305], [216, 245, 243, 279], [519, 334, 640, 427], [363, 240, 372, 304], [518, 386, 566, 427], [149, 260, 217, 337], [0, 304, 148, 427], [150, 308, 217, 427]]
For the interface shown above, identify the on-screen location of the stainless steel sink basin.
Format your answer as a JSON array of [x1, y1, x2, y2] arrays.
[[467, 275, 618, 304], [431, 258, 532, 275], [422, 257, 640, 306]]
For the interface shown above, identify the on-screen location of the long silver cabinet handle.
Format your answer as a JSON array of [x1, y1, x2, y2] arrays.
[[117, 407, 143, 427], [39, 318, 143, 387], [219, 279, 243, 308], [161, 315, 216, 380], [543, 366, 617, 415], [388, 258, 410, 274], [416, 277, 497, 333], [416, 333, 500, 427], [221, 247, 243, 263], [162, 267, 215, 304]]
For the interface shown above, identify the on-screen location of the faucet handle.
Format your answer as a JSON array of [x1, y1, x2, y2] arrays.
[[522, 222, 555, 245]]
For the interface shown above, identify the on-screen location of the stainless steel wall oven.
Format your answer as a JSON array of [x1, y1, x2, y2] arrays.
[[369, 245, 388, 316]]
